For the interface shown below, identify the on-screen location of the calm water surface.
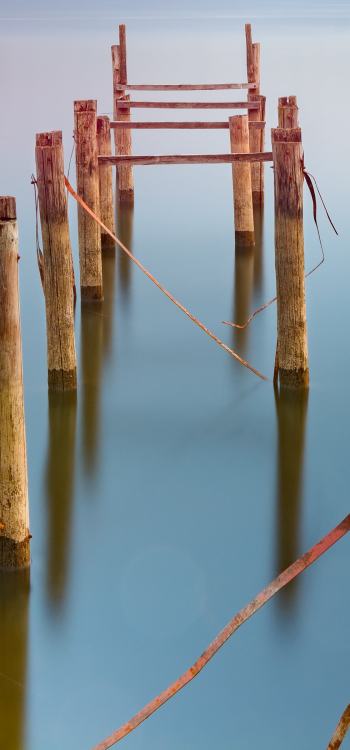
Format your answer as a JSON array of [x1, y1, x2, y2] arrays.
[[0, 14, 349, 750]]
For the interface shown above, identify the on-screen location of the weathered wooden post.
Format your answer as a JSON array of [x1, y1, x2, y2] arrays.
[[111, 26, 134, 202], [272, 125, 309, 387], [0, 197, 30, 569], [248, 95, 266, 204], [229, 115, 255, 246], [97, 115, 116, 247], [278, 95, 299, 128], [35, 131, 77, 389], [74, 100, 103, 300]]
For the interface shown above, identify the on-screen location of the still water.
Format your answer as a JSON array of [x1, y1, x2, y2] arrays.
[[0, 13, 349, 750]]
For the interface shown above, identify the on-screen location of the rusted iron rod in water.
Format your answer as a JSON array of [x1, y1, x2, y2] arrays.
[[98, 152, 273, 166], [115, 82, 257, 91], [65, 176, 267, 381], [327, 705, 350, 749], [91, 514, 350, 750], [121, 100, 260, 109], [110, 120, 266, 129]]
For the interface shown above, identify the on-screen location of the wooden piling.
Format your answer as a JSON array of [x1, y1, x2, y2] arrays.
[[97, 116, 116, 247], [35, 131, 77, 389], [248, 94, 266, 204], [0, 197, 30, 569], [272, 126, 309, 387], [229, 115, 255, 246], [278, 95, 299, 128], [74, 100, 103, 300], [112, 33, 134, 202]]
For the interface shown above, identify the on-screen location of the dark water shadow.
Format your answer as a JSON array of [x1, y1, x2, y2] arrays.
[[101, 241, 117, 364], [232, 244, 255, 356], [116, 198, 134, 305], [253, 204, 264, 294], [0, 569, 29, 750], [45, 390, 77, 609], [274, 385, 309, 609], [81, 300, 105, 479]]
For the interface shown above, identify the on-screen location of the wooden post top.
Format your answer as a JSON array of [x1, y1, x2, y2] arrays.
[[97, 115, 110, 133], [36, 131, 62, 147], [229, 113, 248, 126], [279, 95, 297, 107], [74, 100, 97, 113], [271, 127, 302, 143], [0, 196, 16, 220]]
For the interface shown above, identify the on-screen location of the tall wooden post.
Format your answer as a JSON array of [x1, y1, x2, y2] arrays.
[[272, 126, 309, 387], [74, 100, 103, 300], [278, 95, 299, 128], [35, 131, 77, 390], [97, 115, 116, 247], [229, 115, 255, 246], [249, 94, 266, 204], [0, 197, 30, 569], [111, 27, 134, 202]]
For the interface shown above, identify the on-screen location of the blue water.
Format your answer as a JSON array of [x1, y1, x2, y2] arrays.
[[0, 14, 349, 750]]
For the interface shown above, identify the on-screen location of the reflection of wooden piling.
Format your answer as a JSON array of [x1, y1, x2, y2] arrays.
[[45, 391, 77, 607], [112, 28, 134, 202], [233, 246, 254, 354], [275, 386, 309, 600], [97, 115, 116, 248], [0, 197, 30, 570], [278, 95, 299, 128], [272, 126, 309, 387], [74, 100, 103, 300], [116, 200, 134, 301], [229, 115, 255, 246], [0, 570, 29, 748], [35, 131, 77, 390], [81, 302, 104, 475], [253, 203, 264, 292], [102, 250, 117, 362]]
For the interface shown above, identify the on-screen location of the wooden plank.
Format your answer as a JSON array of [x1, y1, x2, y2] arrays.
[[118, 101, 260, 110], [115, 82, 257, 91], [98, 152, 273, 166], [110, 120, 265, 130], [118, 24, 127, 85]]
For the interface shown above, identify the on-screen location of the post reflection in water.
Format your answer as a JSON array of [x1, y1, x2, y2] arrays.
[[0, 570, 29, 750], [232, 244, 255, 356], [45, 391, 77, 608], [81, 299, 104, 478], [253, 204, 264, 293], [116, 196, 134, 304], [101, 238, 117, 363], [274, 385, 309, 608], [231, 207, 265, 357]]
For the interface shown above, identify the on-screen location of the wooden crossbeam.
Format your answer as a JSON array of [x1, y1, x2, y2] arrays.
[[98, 152, 273, 166], [117, 101, 260, 110], [110, 120, 265, 130], [115, 82, 257, 91]]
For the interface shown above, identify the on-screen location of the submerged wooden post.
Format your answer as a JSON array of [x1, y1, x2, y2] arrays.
[[35, 131, 77, 389], [278, 95, 299, 128], [229, 115, 255, 246], [272, 126, 309, 387], [0, 197, 30, 569], [74, 100, 103, 300], [111, 27, 134, 202], [97, 115, 116, 247]]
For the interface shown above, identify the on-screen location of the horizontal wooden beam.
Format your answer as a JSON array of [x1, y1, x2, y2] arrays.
[[115, 82, 257, 91], [117, 101, 260, 110], [110, 120, 265, 130], [98, 152, 273, 166]]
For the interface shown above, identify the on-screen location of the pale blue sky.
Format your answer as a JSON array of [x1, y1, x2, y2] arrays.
[[0, 0, 349, 19]]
